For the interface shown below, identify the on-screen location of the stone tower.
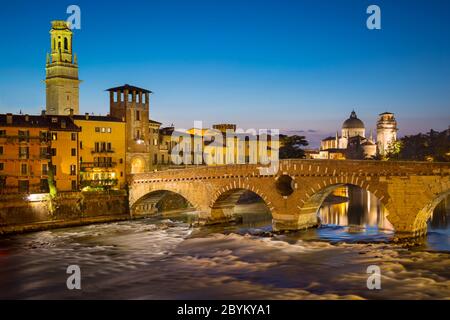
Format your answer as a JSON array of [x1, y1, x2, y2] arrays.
[[107, 84, 152, 174], [377, 112, 398, 156], [45, 21, 81, 115]]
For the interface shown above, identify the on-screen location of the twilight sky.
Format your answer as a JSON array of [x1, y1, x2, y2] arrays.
[[0, 0, 449, 146]]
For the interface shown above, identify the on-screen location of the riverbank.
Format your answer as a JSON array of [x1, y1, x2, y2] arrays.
[[0, 191, 129, 235]]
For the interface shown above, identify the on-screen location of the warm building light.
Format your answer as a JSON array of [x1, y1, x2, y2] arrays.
[[27, 194, 48, 202]]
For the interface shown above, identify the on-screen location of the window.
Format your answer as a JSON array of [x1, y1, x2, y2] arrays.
[[95, 127, 100, 133], [40, 179, 49, 193], [64, 37, 68, 51], [51, 148, 57, 156], [120, 172, 123, 177], [0, 163, 4, 171], [0, 130, 6, 137], [162, 154, 165, 164], [71, 180, 77, 191], [153, 154, 157, 165], [40, 147, 48, 159], [0, 146, 3, 155], [119, 158, 123, 164], [18, 130, 29, 142], [107, 128, 112, 133], [136, 110, 141, 121], [40, 131, 49, 142], [51, 117, 58, 123], [95, 142, 100, 152], [52, 132, 58, 140], [153, 138, 158, 146], [0, 176, 5, 189], [70, 165, 76, 176], [101, 127, 106, 133], [21, 164, 28, 175], [107, 142, 112, 151], [42, 164, 48, 175], [71, 133, 76, 141], [19, 146, 29, 159], [71, 148, 76, 156], [18, 180, 29, 193], [80, 141, 83, 149], [52, 165, 57, 176]]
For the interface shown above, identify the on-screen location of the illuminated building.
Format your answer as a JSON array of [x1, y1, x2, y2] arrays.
[[0, 113, 79, 194], [72, 114, 126, 190], [45, 21, 81, 115]]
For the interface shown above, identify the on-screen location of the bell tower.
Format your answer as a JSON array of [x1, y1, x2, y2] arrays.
[[377, 112, 398, 156], [45, 20, 81, 115]]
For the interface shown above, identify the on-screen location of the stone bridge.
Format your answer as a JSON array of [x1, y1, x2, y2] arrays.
[[129, 159, 450, 236]]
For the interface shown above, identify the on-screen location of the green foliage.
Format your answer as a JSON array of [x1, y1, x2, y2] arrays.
[[47, 160, 57, 198], [384, 140, 403, 160], [279, 134, 309, 159], [396, 129, 450, 162]]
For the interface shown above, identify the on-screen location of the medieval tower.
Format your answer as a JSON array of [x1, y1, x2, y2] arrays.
[[45, 21, 81, 115], [107, 84, 152, 174], [376, 112, 398, 156]]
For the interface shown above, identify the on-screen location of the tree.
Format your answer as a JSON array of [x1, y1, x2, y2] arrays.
[[279, 134, 309, 159], [384, 140, 403, 160], [395, 128, 450, 162]]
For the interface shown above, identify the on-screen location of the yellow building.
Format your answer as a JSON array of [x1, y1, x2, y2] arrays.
[[73, 114, 126, 190]]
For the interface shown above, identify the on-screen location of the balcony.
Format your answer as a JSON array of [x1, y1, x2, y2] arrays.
[[0, 135, 51, 144], [91, 148, 115, 154], [80, 178, 119, 188], [80, 162, 117, 169]]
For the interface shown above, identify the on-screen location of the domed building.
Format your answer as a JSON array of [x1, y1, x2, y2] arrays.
[[342, 110, 365, 139], [316, 110, 393, 160]]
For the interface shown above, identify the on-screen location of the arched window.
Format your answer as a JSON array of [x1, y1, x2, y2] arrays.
[[64, 38, 68, 51]]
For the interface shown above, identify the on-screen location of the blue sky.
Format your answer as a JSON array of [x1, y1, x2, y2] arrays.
[[0, 0, 449, 146]]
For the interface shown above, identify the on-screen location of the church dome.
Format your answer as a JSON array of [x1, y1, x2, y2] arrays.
[[342, 111, 365, 129]]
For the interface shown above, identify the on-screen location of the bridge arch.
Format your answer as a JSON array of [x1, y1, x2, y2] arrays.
[[413, 186, 450, 234], [297, 179, 390, 228], [209, 182, 276, 223], [131, 189, 196, 216]]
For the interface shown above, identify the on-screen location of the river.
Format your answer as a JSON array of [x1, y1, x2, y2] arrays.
[[0, 186, 449, 299]]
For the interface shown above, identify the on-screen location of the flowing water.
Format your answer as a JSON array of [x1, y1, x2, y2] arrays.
[[0, 187, 449, 299]]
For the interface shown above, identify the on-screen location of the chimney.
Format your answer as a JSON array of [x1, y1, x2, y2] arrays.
[[85, 112, 89, 120], [6, 113, 13, 124], [41, 110, 46, 116]]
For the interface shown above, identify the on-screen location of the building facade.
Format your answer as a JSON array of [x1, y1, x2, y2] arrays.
[[73, 114, 126, 190], [0, 113, 79, 194]]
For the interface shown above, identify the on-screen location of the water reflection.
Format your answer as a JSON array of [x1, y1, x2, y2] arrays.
[[315, 186, 450, 250], [319, 186, 393, 231]]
